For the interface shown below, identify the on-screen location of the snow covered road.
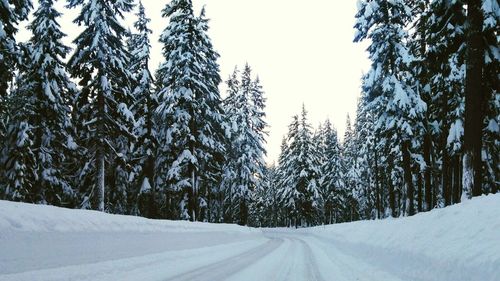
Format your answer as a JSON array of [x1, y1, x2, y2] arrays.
[[0, 230, 356, 281], [1, 195, 499, 281]]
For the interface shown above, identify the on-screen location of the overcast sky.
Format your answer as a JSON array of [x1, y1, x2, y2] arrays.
[[19, 0, 370, 164]]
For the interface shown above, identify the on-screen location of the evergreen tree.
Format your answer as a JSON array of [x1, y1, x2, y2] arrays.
[[1, 0, 76, 205], [355, 0, 427, 216], [67, 0, 135, 211], [320, 119, 345, 224], [342, 114, 360, 221], [0, 0, 33, 105], [127, 1, 157, 217], [0, 0, 33, 179], [278, 106, 322, 227], [222, 64, 267, 225], [156, 0, 225, 221], [277, 120, 299, 227]]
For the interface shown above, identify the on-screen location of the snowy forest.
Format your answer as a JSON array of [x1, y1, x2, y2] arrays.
[[0, 0, 498, 229]]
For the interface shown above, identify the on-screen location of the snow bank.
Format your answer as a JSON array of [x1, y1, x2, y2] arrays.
[[303, 194, 500, 281], [0, 200, 257, 234], [0, 195, 498, 281], [0, 201, 262, 276]]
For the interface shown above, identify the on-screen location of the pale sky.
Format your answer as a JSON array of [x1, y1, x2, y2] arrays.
[[19, 0, 370, 164]]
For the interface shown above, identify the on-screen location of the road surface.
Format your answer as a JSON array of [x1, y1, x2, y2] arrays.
[[0, 229, 403, 281]]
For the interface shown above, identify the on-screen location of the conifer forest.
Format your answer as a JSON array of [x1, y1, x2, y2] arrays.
[[0, 0, 498, 229]]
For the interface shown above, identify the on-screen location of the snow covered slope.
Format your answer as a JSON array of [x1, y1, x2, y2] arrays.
[[0, 194, 499, 281], [301, 194, 500, 281]]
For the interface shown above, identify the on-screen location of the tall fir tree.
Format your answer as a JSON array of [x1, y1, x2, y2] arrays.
[[278, 106, 323, 227], [355, 0, 427, 216], [0, 0, 33, 107], [320, 119, 345, 224], [127, 1, 157, 217], [1, 0, 76, 205], [0, 0, 33, 179], [67, 0, 135, 211], [156, 0, 225, 221], [222, 64, 267, 225]]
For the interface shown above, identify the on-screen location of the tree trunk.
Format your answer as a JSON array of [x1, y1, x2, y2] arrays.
[[417, 172, 423, 213], [388, 177, 396, 218], [96, 87, 105, 212], [239, 199, 247, 226], [423, 133, 432, 211], [452, 155, 461, 203], [374, 150, 382, 219], [145, 155, 156, 218], [463, 0, 485, 198], [190, 168, 196, 221], [402, 140, 414, 216], [443, 151, 451, 206]]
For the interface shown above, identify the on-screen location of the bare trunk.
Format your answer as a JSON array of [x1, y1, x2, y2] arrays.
[[146, 156, 155, 218], [423, 133, 432, 211], [402, 140, 414, 216], [389, 178, 396, 218], [96, 84, 105, 212], [190, 168, 196, 221], [97, 147, 105, 212], [463, 0, 485, 198], [452, 155, 461, 204], [443, 151, 451, 206], [417, 172, 423, 213]]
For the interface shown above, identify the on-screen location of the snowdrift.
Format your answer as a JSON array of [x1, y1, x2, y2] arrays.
[[302, 194, 500, 281], [0, 194, 498, 281], [0, 200, 257, 234]]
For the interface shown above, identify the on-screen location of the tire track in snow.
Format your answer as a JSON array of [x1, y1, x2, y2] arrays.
[[164, 237, 284, 281], [298, 238, 325, 281], [270, 237, 299, 281]]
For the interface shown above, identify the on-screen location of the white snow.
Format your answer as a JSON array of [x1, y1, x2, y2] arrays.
[[1, 194, 499, 281]]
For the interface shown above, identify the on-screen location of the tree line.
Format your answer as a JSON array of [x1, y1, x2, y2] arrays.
[[0, 0, 268, 225], [0, 0, 498, 227], [250, 0, 498, 227]]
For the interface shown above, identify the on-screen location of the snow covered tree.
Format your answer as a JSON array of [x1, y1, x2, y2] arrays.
[[222, 64, 267, 225], [419, 0, 466, 207], [278, 106, 323, 227], [341, 114, 361, 221], [0, 0, 33, 104], [249, 164, 279, 227], [127, 1, 157, 217], [277, 121, 299, 227], [1, 0, 76, 205], [320, 119, 346, 224], [355, 0, 427, 216], [155, 0, 225, 221], [67, 0, 135, 211], [0, 0, 33, 163], [462, 0, 499, 199], [481, 0, 499, 196]]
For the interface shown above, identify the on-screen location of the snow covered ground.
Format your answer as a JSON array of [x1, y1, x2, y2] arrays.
[[1, 194, 499, 281]]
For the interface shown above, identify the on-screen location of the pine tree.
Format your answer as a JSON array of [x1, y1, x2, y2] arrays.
[[222, 64, 267, 225], [462, 0, 492, 198], [481, 0, 499, 196], [320, 119, 345, 224], [278, 106, 322, 227], [342, 114, 361, 221], [277, 120, 299, 227], [67, 0, 135, 211], [0, 0, 33, 181], [127, 1, 157, 217], [355, 0, 427, 216], [2, 0, 76, 205], [421, 0, 466, 207], [156, 0, 225, 221], [0, 0, 33, 106]]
